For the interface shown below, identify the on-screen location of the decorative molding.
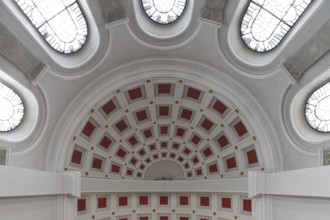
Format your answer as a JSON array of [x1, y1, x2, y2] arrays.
[[282, 59, 301, 82], [200, 8, 222, 28], [0, 149, 9, 165], [28, 62, 48, 85], [0, 166, 81, 197], [64, 171, 81, 198], [82, 178, 248, 193], [248, 167, 330, 198], [321, 148, 330, 166], [106, 8, 127, 27]]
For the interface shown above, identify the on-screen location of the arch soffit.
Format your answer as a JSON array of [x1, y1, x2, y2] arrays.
[[46, 59, 282, 174]]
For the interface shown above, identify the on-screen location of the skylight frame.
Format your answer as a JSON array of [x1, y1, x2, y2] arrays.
[[14, 0, 88, 54], [305, 81, 330, 133], [141, 0, 187, 25], [0, 81, 25, 132], [240, 0, 313, 52]]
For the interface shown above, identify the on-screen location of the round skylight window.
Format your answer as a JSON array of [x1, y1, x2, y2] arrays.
[[141, 0, 187, 24], [0, 82, 24, 131], [305, 81, 330, 132]]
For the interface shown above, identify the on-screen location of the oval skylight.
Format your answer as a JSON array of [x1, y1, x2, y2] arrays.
[[141, 0, 187, 24], [0, 82, 24, 132], [305, 81, 330, 132], [15, 0, 88, 54], [241, 0, 312, 52]]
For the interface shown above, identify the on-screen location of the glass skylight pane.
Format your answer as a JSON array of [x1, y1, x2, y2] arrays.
[[241, 0, 312, 52], [15, 0, 88, 54], [141, 0, 187, 24], [305, 82, 330, 132], [0, 82, 24, 132]]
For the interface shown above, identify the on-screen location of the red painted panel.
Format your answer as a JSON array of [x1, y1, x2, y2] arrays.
[[222, 197, 231, 209], [181, 109, 193, 120], [118, 196, 128, 206], [158, 84, 171, 94], [71, 149, 83, 164], [153, 154, 159, 159], [208, 164, 218, 173], [119, 218, 128, 220], [115, 119, 128, 132], [111, 164, 120, 173], [130, 157, 137, 165], [243, 199, 252, 212], [177, 156, 184, 162], [247, 149, 258, 164], [102, 99, 116, 115], [145, 157, 151, 163], [161, 152, 167, 158], [212, 99, 228, 115], [179, 196, 189, 205], [92, 158, 103, 169], [100, 136, 112, 149], [98, 197, 107, 209], [140, 164, 145, 170], [170, 153, 176, 158], [187, 172, 192, 177], [126, 169, 133, 176], [128, 87, 143, 100], [77, 198, 86, 212], [203, 147, 212, 158], [226, 157, 237, 169], [160, 126, 168, 134], [201, 118, 214, 131], [234, 121, 248, 137], [143, 129, 152, 138], [196, 168, 202, 176], [82, 121, 95, 137], [192, 156, 199, 164], [139, 196, 149, 205], [128, 136, 138, 146], [136, 109, 148, 121], [187, 87, 201, 100], [176, 127, 186, 137], [217, 135, 229, 148], [140, 217, 149, 220], [159, 106, 169, 116], [159, 196, 168, 205], [183, 148, 191, 155], [180, 217, 189, 220], [149, 144, 156, 151], [160, 217, 168, 220], [172, 142, 180, 149], [200, 196, 210, 206], [161, 142, 168, 148], [139, 149, 146, 156], [191, 135, 201, 145], [184, 163, 190, 169], [137, 172, 142, 177], [116, 148, 127, 159]]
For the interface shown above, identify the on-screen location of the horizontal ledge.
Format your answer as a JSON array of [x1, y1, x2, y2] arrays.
[[0, 166, 80, 198], [81, 177, 248, 193], [249, 166, 330, 198]]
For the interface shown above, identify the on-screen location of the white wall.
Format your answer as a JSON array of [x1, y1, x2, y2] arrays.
[[272, 196, 330, 220], [0, 196, 57, 220]]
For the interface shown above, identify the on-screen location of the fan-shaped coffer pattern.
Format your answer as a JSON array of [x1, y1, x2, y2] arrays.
[[76, 192, 253, 220], [66, 78, 263, 179]]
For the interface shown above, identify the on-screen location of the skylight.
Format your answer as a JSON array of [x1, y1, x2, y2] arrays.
[[0, 82, 24, 132], [15, 0, 88, 54], [241, 0, 312, 52], [141, 0, 187, 24], [305, 81, 330, 132]]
